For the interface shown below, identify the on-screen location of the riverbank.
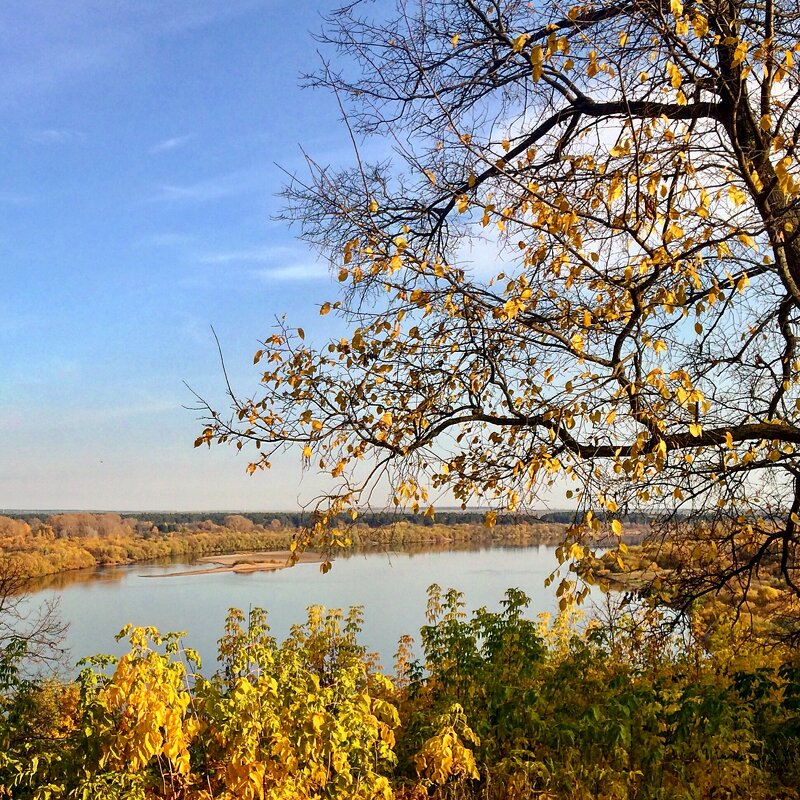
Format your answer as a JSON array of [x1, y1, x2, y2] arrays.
[[0, 511, 649, 583]]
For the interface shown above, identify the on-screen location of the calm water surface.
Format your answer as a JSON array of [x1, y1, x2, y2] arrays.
[[26, 545, 573, 672]]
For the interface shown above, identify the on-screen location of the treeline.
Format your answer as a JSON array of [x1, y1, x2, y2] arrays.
[[0, 514, 293, 580], [0, 513, 649, 583], [3, 511, 293, 535], [5, 508, 657, 531], [1, 586, 798, 799]]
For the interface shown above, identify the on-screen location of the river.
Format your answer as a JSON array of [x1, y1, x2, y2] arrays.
[[24, 544, 589, 673]]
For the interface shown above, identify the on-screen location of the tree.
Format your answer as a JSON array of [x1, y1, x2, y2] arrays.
[[0, 556, 66, 689], [199, 0, 800, 614]]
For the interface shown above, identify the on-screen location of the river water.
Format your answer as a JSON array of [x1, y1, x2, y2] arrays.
[[24, 545, 583, 673]]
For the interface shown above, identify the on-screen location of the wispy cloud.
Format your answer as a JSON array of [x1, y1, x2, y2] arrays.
[[198, 245, 297, 264], [454, 230, 518, 280], [0, 191, 37, 206], [0, 2, 271, 108], [30, 128, 84, 144], [150, 170, 258, 204], [141, 232, 194, 247], [149, 134, 193, 154], [194, 243, 329, 282], [0, 399, 183, 434], [252, 264, 329, 282]]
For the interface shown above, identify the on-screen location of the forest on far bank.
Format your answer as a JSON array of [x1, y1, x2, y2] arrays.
[[0, 512, 624, 582]]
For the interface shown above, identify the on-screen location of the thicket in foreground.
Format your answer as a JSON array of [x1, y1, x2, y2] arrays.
[[2, 588, 800, 798]]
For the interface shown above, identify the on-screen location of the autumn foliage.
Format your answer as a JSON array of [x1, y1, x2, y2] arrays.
[[197, 0, 800, 613], [2, 588, 800, 798]]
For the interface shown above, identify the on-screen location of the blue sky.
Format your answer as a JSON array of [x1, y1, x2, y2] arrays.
[[1, 1, 361, 511]]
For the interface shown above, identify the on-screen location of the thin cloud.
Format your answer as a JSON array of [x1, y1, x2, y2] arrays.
[[198, 245, 297, 264], [150, 170, 258, 204], [141, 232, 194, 247], [252, 264, 329, 282], [0, 2, 270, 108], [149, 134, 193, 154], [0, 191, 36, 205], [30, 128, 84, 144], [194, 244, 329, 281], [0, 400, 182, 433]]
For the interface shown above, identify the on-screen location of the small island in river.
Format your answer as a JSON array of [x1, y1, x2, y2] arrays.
[[147, 549, 324, 578]]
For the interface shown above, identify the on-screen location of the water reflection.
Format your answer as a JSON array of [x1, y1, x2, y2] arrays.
[[23, 544, 581, 673], [23, 556, 197, 593]]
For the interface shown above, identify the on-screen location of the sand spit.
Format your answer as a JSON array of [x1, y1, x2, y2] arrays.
[[143, 550, 323, 578]]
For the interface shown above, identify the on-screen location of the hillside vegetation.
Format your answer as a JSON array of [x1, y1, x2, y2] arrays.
[[1, 586, 799, 799]]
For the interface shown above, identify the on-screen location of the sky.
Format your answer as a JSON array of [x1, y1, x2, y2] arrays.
[[1, 1, 374, 511]]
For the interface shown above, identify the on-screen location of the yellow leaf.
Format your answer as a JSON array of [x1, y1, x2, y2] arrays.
[[320, 302, 331, 316], [731, 40, 749, 67], [619, 31, 628, 47], [530, 44, 543, 81], [587, 53, 599, 78], [611, 519, 622, 535], [691, 13, 708, 38], [727, 184, 748, 206], [512, 33, 529, 53], [666, 61, 682, 89], [689, 422, 702, 437], [380, 411, 393, 427], [608, 175, 623, 202], [664, 222, 683, 243], [451, 33, 460, 47]]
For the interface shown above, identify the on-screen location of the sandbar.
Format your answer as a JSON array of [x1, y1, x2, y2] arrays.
[[144, 550, 323, 578]]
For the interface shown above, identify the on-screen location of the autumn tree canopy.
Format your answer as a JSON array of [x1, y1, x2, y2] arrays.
[[200, 0, 800, 608]]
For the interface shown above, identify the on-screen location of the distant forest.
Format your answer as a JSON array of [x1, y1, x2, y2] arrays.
[[3, 508, 654, 532], [0, 510, 651, 581]]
